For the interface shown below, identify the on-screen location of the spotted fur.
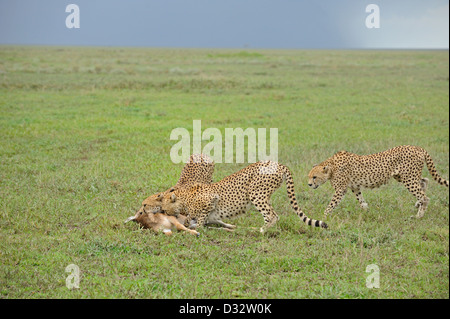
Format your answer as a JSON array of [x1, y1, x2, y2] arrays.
[[174, 153, 215, 187], [125, 154, 215, 233], [138, 153, 215, 215], [161, 161, 328, 233], [307, 145, 449, 218]]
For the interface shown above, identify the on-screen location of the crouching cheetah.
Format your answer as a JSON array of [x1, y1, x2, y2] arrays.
[[307, 145, 449, 218], [138, 153, 214, 212], [125, 154, 214, 233], [160, 161, 328, 233]]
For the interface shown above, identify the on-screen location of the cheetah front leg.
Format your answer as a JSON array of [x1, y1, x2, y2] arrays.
[[351, 187, 368, 210], [187, 193, 220, 229], [205, 220, 236, 230], [324, 188, 347, 217], [194, 214, 236, 232], [192, 211, 209, 228], [182, 208, 211, 229]]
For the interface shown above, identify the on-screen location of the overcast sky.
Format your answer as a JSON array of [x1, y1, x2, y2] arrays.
[[0, 0, 448, 49]]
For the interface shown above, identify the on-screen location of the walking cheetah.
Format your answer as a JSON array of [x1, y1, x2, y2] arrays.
[[307, 145, 449, 218]]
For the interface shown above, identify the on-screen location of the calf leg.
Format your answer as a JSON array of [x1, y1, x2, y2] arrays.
[[167, 216, 200, 236]]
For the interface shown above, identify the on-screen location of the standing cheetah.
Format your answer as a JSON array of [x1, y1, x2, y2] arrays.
[[307, 145, 449, 218]]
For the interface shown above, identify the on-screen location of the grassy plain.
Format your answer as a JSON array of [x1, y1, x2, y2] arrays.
[[0, 46, 448, 298]]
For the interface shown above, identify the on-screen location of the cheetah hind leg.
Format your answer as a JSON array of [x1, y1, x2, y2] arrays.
[[351, 188, 369, 210], [251, 200, 279, 233], [402, 178, 429, 218], [421, 177, 429, 191], [414, 196, 429, 219], [415, 178, 429, 208]]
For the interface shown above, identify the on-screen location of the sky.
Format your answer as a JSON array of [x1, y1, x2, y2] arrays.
[[0, 0, 448, 49]]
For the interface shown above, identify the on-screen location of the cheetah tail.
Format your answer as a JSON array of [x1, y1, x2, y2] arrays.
[[424, 151, 449, 187], [283, 166, 328, 229]]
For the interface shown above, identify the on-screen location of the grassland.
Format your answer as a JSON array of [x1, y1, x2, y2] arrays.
[[0, 46, 448, 299]]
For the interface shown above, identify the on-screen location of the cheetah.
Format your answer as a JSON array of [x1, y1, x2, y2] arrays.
[[307, 145, 449, 218], [174, 153, 215, 187], [124, 154, 214, 233], [160, 161, 328, 233]]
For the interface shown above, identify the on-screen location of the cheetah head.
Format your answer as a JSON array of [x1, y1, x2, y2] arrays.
[[308, 164, 331, 189], [141, 192, 165, 213], [161, 192, 184, 217], [124, 192, 165, 225]]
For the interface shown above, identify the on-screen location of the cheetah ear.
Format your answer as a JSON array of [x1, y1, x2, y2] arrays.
[[312, 163, 318, 168], [170, 193, 177, 203], [168, 187, 176, 193], [156, 193, 163, 201], [323, 166, 329, 173]]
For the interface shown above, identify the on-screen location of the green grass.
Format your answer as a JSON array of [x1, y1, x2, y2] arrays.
[[0, 46, 448, 298]]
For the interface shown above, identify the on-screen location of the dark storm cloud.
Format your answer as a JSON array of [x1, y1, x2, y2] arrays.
[[0, 0, 448, 48]]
